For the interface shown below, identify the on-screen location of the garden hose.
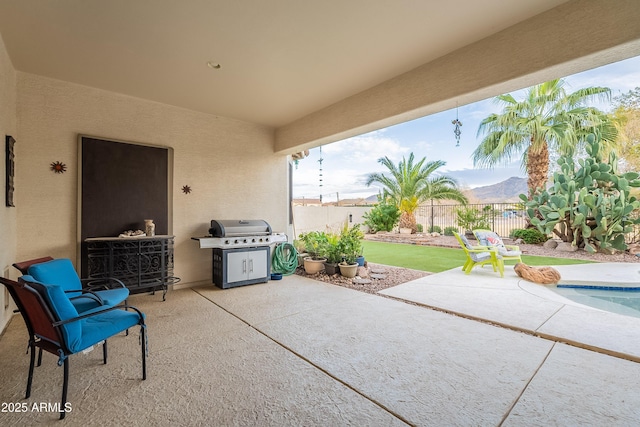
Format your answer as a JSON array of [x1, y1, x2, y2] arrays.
[[272, 242, 298, 275]]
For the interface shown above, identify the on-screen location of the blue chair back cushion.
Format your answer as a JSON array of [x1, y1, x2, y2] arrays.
[[28, 258, 83, 297], [21, 275, 82, 351]]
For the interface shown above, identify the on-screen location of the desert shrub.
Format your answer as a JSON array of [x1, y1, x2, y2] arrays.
[[428, 225, 442, 233], [363, 198, 400, 232], [443, 226, 458, 236], [416, 224, 423, 232], [511, 228, 548, 244], [455, 206, 491, 232]]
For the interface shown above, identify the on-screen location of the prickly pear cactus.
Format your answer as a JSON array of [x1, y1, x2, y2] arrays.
[[521, 134, 640, 253]]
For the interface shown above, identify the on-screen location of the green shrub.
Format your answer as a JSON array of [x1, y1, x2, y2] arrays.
[[511, 228, 548, 244], [428, 225, 442, 233], [455, 206, 491, 232], [363, 197, 401, 233], [416, 224, 424, 233], [443, 226, 458, 236]]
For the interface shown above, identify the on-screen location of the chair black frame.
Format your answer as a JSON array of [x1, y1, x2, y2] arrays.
[[0, 276, 146, 420]]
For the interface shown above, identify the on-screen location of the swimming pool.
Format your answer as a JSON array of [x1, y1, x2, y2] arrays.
[[551, 285, 640, 319], [519, 263, 640, 318]]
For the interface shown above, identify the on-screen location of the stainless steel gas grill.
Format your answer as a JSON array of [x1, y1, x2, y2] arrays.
[[192, 220, 287, 289]]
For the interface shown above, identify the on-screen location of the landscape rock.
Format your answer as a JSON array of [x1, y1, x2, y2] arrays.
[[357, 266, 369, 278], [556, 242, 578, 252], [514, 238, 524, 245], [543, 240, 559, 249], [628, 244, 640, 255], [431, 232, 440, 237]]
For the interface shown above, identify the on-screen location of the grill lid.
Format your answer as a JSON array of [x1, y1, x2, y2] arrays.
[[209, 219, 272, 237]]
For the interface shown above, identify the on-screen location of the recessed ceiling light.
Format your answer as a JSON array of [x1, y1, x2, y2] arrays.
[[207, 61, 221, 69]]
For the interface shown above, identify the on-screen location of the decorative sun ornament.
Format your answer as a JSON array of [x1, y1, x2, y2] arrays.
[[182, 185, 192, 194], [50, 161, 67, 173]]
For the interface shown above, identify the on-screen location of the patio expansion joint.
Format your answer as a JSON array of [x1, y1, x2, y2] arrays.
[[380, 293, 640, 364], [191, 288, 414, 426], [496, 342, 557, 426]]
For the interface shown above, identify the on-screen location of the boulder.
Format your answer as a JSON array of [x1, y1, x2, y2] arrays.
[[627, 244, 640, 255], [357, 266, 369, 278], [556, 242, 578, 252], [543, 240, 559, 249]]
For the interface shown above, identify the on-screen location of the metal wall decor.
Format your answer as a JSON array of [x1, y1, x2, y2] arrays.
[[5, 135, 15, 207], [182, 185, 192, 194], [50, 161, 67, 173], [452, 104, 462, 147]]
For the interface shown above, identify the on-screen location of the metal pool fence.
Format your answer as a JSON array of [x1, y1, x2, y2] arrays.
[[415, 202, 526, 238], [415, 202, 640, 243]]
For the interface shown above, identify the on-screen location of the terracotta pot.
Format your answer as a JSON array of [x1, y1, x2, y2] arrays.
[[339, 262, 358, 278], [303, 257, 326, 274]]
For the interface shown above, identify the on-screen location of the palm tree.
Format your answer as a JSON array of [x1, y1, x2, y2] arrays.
[[366, 153, 467, 232], [473, 79, 617, 198]]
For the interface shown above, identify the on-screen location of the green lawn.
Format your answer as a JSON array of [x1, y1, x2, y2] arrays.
[[361, 240, 593, 274]]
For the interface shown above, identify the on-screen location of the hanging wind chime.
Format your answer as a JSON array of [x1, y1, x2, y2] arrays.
[[318, 146, 324, 203], [452, 104, 462, 147]]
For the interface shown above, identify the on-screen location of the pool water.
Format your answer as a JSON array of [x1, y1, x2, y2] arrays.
[[552, 285, 640, 318]]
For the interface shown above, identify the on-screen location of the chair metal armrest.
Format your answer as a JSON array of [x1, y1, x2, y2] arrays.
[[81, 277, 127, 291], [53, 304, 145, 327]]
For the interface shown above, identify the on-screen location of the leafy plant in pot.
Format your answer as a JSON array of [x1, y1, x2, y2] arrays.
[[298, 231, 328, 274], [321, 232, 342, 275], [338, 224, 364, 278]]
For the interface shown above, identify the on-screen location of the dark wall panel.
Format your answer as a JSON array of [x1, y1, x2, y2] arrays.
[[81, 136, 169, 240]]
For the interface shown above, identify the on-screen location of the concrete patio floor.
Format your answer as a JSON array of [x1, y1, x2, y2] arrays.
[[2, 267, 640, 425]]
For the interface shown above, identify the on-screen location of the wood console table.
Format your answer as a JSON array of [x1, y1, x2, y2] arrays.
[[84, 235, 178, 300]]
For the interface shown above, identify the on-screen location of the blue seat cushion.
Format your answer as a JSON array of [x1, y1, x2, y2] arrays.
[[70, 288, 130, 313], [94, 288, 129, 307], [71, 309, 144, 354]]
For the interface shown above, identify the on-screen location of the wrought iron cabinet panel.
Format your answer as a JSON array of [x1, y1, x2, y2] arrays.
[[84, 235, 176, 300]]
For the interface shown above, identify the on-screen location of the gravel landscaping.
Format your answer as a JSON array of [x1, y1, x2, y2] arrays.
[[294, 233, 640, 294]]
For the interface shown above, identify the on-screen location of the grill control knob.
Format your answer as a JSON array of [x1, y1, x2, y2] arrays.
[[243, 239, 247, 243], [224, 240, 229, 244], [252, 238, 256, 243], [234, 239, 239, 244]]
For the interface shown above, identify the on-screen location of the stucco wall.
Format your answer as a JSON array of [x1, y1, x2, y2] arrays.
[[15, 73, 288, 286], [0, 32, 17, 332], [293, 206, 370, 236]]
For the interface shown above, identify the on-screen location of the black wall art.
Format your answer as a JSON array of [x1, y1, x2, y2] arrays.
[[5, 135, 15, 207]]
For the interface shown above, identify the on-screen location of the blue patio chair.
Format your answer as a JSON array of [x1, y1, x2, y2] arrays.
[[18, 257, 129, 313], [0, 275, 147, 420]]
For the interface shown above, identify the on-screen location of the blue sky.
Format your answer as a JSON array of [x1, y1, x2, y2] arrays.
[[292, 55, 640, 203]]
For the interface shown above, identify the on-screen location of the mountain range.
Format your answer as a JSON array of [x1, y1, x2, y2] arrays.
[[465, 177, 528, 203]]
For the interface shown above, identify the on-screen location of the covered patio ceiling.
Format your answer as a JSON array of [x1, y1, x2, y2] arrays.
[[1, 0, 639, 152]]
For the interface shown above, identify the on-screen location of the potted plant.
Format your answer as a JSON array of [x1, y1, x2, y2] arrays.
[[298, 231, 328, 274], [338, 224, 364, 278], [293, 238, 307, 267], [321, 232, 342, 275]]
